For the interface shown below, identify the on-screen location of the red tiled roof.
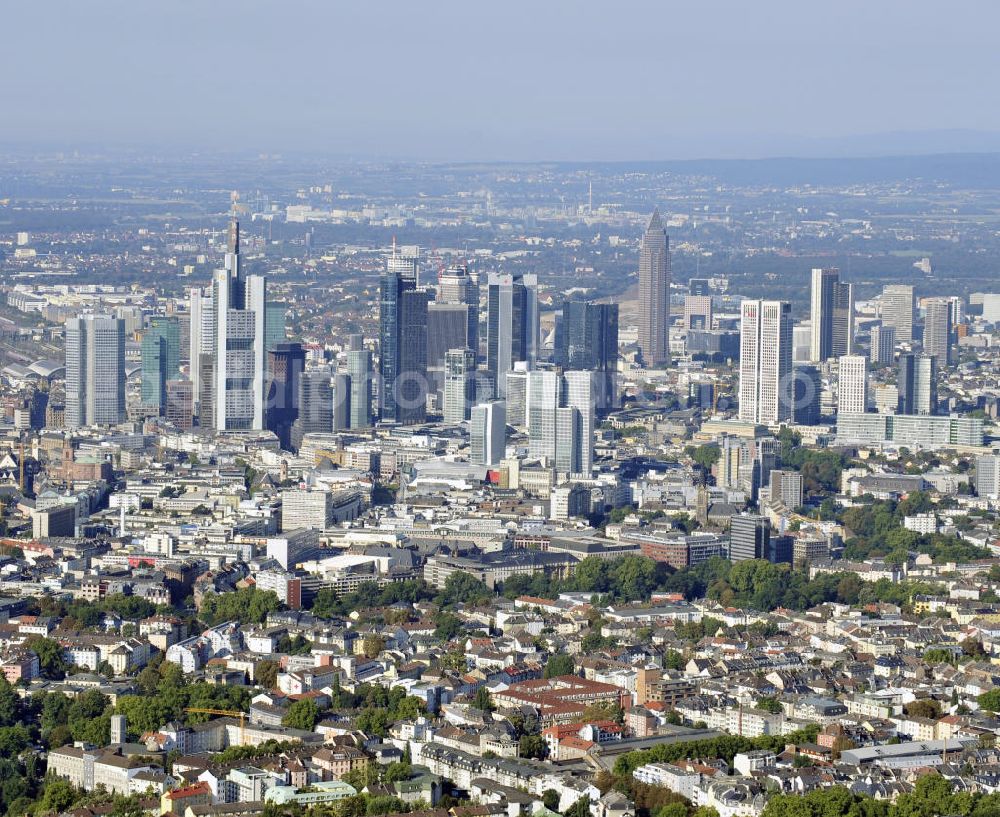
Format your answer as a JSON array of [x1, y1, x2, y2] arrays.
[[166, 782, 211, 800]]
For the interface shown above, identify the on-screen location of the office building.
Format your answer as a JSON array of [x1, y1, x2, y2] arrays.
[[265, 302, 287, 352], [689, 381, 714, 410], [836, 413, 984, 449], [923, 297, 953, 367], [687, 329, 739, 359], [528, 370, 560, 462], [527, 370, 594, 475], [346, 334, 373, 429], [870, 324, 895, 367], [688, 278, 710, 296], [557, 300, 618, 413], [266, 343, 306, 450], [809, 268, 854, 362], [140, 316, 180, 412], [637, 209, 671, 366], [33, 505, 76, 539], [976, 455, 1000, 500], [189, 285, 215, 417], [729, 515, 771, 562], [875, 385, 899, 415], [738, 300, 793, 426], [332, 373, 350, 432], [881, 284, 914, 343], [505, 362, 530, 427], [281, 490, 335, 531], [164, 379, 193, 431], [196, 352, 214, 428], [562, 370, 596, 474], [212, 220, 268, 431], [683, 295, 713, 330], [838, 355, 868, 415], [436, 265, 479, 357], [117, 305, 144, 337], [716, 436, 744, 491], [793, 536, 830, 567], [427, 301, 471, 401], [793, 323, 812, 363], [388, 252, 420, 287], [176, 308, 191, 366], [486, 272, 538, 397], [379, 259, 429, 424], [719, 436, 778, 502], [470, 400, 506, 466], [792, 365, 822, 425], [554, 407, 583, 473], [978, 293, 1000, 323], [65, 315, 126, 428], [768, 535, 794, 565], [769, 470, 804, 509], [898, 353, 936, 415], [298, 371, 333, 435], [443, 348, 476, 424]]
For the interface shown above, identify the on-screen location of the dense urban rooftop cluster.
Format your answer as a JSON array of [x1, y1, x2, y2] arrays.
[[0, 154, 995, 817]]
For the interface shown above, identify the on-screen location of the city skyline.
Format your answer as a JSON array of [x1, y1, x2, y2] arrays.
[[2, 8, 1000, 817]]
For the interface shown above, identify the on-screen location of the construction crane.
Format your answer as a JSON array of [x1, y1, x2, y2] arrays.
[[185, 708, 246, 746]]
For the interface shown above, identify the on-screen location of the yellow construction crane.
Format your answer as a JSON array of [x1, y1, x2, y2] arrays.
[[184, 708, 246, 746]]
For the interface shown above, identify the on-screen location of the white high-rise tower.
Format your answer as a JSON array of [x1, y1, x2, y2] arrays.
[[738, 300, 793, 426], [838, 355, 868, 414], [189, 285, 215, 416], [881, 284, 915, 343], [65, 315, 126, 428]]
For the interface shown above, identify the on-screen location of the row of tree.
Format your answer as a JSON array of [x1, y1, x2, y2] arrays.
[[500, 554, 940, 614], [762, 774, 1000, 817]]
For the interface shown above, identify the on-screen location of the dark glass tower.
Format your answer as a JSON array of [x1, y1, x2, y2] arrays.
[[266, 342, 306, 449], [558, 299, 619, 414], [486, 273, 536, 397], [380, 266, 428, 424], [729, 514, 771, 562], [141, 316, 180, 412]]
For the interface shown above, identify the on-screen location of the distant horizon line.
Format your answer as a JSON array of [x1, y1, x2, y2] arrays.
[[4, 144, 1000, 167]]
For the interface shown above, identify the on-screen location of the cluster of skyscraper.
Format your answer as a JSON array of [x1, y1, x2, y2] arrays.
[[735, 268, 959, 428], [62, 220, 381, 444], [376, 240, 627, 471], [60, 207, 664, 483], [64, 207, 966, 472]]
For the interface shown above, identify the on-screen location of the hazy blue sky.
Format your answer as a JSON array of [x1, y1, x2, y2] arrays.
[[3, 0, 999, 161]]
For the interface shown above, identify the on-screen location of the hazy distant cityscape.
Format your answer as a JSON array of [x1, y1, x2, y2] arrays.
[[2, 4, 1000, 817]]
